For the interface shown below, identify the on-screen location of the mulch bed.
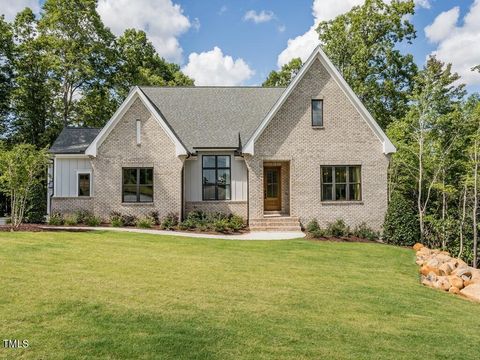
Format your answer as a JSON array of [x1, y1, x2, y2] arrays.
[[0, 224, 92, 232], [306, 234, 382, 243]]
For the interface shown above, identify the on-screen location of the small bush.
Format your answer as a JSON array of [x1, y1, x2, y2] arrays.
[[161, 212, 179, 230], [213, 218, 229, 233], [136, 216, 153, 229], [186, 210, 206, 222], [353, 222, 379, 241], [178, 219, 195, 230], [310, 228, 328, 238], [306, 219, 320, 233], [121, 214, 138, 227], [64, 214, 79, 226], [383, 192, 420, 246], [326, 219, 349, 237], [148, 211, 160, 225], [75, 210, 93, 225], [48, 213, 64, 226], [111, 218, 124, 227], [85, 215, 102, 227], [228, 215, 245, 231]]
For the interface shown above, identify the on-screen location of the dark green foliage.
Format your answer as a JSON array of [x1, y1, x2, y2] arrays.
[[352, 222, 379, 241], [85, 214, 102, 227], [48, 212, 63, 225], [160, 212, 179, 230], [262, 58, 302, 87], [383, 192, 419, 246], [306, 219, 320, 233], [24, 182, 46, 223], [136, 216, 153, 229], [228, 215, 246, 231], [180, 210, 245, 233], [326, 219, 350, 237], [121, 214, 138, 227]]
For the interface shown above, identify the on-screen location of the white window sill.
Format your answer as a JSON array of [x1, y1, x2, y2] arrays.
[[312, 126, 325, 129], [121, 202, 154, 206]]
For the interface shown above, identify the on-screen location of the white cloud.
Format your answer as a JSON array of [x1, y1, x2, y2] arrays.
[[426, 1, 480, 85], [97, 0, 191, 63], [278, 0, 431, 67], [425, 7, 459, 43], [243, 10, 275, 24], [182, 47, 254, 85], [218, 5, 227, 15], [0, 0, 40, 21], [278, 24, 286, 33]]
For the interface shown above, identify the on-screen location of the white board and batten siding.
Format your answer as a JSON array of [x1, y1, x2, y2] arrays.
[[184, 152, 248, 202], [54, 157, 92, 197]]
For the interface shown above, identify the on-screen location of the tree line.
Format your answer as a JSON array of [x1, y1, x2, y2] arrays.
[[264, 0, 480, 267]]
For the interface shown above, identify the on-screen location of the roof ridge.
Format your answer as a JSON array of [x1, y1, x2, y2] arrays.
[[138, 85, 286, 89]]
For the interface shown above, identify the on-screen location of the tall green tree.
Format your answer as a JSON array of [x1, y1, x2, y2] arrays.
[[38, 0, 117, 126], [0, 16, 14, 135], [115, 29, 193, 99], [262, 58, 303, 87], [387, 57, 465, 245], [317, 0, 417, 129], [10, 8, 59, 148]]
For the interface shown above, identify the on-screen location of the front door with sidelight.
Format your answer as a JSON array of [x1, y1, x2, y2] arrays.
[[264, 167, 281, 211]]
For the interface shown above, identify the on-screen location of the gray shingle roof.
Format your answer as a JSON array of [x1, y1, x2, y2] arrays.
[[140, 86, 285, 153], [49, 127, 101, 154]]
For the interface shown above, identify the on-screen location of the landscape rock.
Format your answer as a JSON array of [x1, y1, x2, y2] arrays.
[[435, 277, 451, 291], [413, 243, 425, 251], [449, 286, 460, 294], [420, 265, 439, 276], [459, 283, 480, 302], [438, 263, 452, 276], [447, 275, 464, 290]]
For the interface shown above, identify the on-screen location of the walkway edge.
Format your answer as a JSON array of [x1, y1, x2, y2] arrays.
[[41, 226, 305, 240]]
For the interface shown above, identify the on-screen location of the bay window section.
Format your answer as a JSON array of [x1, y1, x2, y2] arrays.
[[122, 168, 153, 203], [202, 155, 231, 200], [321, 166, 361, 201]]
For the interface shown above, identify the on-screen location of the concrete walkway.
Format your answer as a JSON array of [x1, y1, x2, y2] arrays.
[[44, 226, 305, 240]]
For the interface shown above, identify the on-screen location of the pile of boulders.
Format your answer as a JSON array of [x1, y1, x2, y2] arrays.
[[414, 243, 480, 302]]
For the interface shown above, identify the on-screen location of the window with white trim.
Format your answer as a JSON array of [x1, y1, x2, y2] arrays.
[[78, 173, 91, 197]]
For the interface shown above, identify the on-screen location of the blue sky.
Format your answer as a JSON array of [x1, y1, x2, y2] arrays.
[[2, 0, 480, 91]]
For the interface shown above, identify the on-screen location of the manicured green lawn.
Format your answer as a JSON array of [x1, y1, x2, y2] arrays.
[[0, 231, 479, 359]]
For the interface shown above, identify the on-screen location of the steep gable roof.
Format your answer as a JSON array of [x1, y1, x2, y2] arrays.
[[242, 45, 396, 155]]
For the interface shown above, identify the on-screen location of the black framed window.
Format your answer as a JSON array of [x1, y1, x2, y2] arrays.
[[78, 173, 90, 197], [202, 155, 231, 200], [122, 168, 153, 203], [321, 166, 361, 201], [312, 99, 323, 127]]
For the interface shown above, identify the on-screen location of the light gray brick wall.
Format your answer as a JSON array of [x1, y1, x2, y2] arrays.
[[51, 197, 93, 214], [245, 58, 390, 231], [185, 201, 247, 219], [91, 98, 184, 221]]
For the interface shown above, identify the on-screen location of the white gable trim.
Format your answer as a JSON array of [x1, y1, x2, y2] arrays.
[[242, 46, 396, 155], [85, 87, 188, 157]]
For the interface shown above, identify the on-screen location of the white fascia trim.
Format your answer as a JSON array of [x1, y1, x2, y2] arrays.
[[242, 45, 396, 155], [85, 87, 188, 157], [54, 154, 90, 159]]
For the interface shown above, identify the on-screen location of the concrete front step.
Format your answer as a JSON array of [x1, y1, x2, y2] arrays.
[[249, 216, 302, 232]]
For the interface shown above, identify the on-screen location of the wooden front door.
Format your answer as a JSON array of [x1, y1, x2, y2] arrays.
[[264, 167, 281, 211]]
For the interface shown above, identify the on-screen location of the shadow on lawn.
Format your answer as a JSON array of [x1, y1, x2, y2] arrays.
[[37, 300, 228, 359]]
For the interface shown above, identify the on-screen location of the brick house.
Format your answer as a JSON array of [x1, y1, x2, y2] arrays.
[[48, 46, 395, 231]]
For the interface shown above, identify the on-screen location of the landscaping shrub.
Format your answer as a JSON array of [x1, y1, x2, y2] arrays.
[[178, 219, 195, 230], [64, 214, 79, 226], [75, 210, 93, 225], [48, 213, 63, 226], [121, 214, 138, 227], [24, 182, 46, 223], [148, 211, 160, 225], [228, 215, 245, 231], [383, 192, 419, 246], [213, 218, 229, 233], [352, 222, 379, 241], [326, 219, 349, 237], [306, 219, 320, 233], [85, 214, 102, 227], [136, 216, 153, 229], [161, 212, 179, 230], [111, 217, 124, 227]]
